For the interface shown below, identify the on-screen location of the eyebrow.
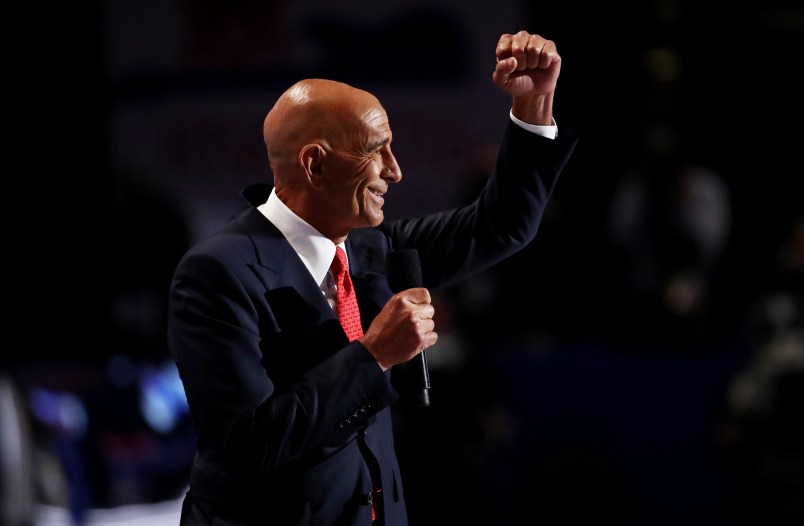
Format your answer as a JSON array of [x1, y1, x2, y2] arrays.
[[368, 137, 390, 152]]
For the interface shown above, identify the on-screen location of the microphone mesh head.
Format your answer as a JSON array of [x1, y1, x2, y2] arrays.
[[387, 249, 422, 291]]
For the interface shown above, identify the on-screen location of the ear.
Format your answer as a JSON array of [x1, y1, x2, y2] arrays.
[[299, 144, 326, 188]]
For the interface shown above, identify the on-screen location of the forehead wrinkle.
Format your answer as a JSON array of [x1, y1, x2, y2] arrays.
[[358, 108, 391, 146], [363, 107, 389, 129]]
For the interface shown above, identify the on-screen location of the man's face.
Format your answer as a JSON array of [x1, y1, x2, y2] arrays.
[[324, 105, 402, 232]]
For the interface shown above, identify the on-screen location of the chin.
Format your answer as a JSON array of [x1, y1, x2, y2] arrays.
[[358, 207, 384, 227]]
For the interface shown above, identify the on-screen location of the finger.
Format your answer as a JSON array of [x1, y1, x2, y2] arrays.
[[403, 287, 432, 305], [525, 35, 544, 70], [495, 33, 514, 62], [415, 304, 436, 321], [510, 33, 529, 71], [512, 30, 545, 71], [417, 318, 435, 333], [537, 40, 560, 69]]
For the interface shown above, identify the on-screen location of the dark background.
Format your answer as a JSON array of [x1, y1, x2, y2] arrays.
[[4, 1, 802, 525]]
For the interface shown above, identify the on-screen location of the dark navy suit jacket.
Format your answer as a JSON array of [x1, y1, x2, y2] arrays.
[[167, 121, 578, 525]]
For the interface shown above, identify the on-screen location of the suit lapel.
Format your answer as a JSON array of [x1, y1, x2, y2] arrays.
[[236, 205, 336, 325]]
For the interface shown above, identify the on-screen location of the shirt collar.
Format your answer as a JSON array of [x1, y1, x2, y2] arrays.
[[257, 188, 344, 285]]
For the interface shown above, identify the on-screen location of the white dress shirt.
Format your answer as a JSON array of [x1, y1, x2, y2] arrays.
[[257, 193, 342, 308]]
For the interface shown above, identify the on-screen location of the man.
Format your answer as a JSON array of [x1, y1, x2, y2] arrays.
[[167, 30, 578, 526]]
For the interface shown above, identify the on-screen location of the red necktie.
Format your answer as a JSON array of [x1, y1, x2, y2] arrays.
[[331, 247, 364, 342]]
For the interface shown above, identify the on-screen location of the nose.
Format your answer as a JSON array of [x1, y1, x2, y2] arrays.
[[383, 148, 402, 183]]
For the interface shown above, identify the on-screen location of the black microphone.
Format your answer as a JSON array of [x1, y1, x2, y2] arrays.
[[387, 249, 431, 407]]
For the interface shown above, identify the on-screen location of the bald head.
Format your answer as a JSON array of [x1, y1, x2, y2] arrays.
[[263, 79, 383, 187]]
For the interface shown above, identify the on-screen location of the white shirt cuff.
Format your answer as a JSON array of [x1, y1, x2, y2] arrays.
[[509, 110, 558, 139]]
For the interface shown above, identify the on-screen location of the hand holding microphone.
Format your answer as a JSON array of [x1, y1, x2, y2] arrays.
[[360, 249, 435, 406]]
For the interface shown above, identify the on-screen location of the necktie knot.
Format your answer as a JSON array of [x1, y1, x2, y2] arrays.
[[331, 247, 363, 342], [332, 246, 347, 275]]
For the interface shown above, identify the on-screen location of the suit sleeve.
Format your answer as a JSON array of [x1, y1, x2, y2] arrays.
[[381, 120, 578, 290]]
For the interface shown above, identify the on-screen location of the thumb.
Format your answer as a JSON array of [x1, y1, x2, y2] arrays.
[[492, 56, 518, 86]]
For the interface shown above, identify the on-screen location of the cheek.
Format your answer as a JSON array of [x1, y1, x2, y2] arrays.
[[335, 157, 380, 205], [352, 164, 378, 193]]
